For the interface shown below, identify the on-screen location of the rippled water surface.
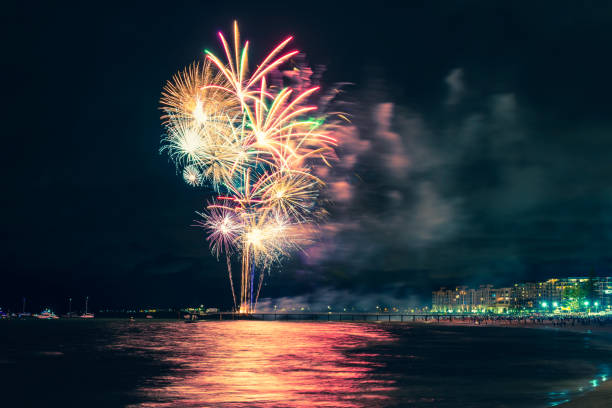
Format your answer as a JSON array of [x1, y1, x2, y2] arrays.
[[1, 320, 611, 407]]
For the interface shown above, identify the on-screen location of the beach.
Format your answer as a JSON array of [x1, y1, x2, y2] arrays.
[[560, 378, 612, 407]]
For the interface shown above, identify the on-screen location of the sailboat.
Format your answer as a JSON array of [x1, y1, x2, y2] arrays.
[[80, 296, 94, 318], [18, 297, 31, 318], [62, 297, 77, 318]]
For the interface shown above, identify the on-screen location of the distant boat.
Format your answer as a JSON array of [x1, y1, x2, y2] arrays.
[[19, 297, 31, 318], [62, 297, 77, 318], [80, 296, 94, 319], [184, 313, 198, 323], [35, 309, 59, 319]]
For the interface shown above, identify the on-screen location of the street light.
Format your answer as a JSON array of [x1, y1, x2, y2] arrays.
[[584, 300, 590, 307], [552, 302, 558, 308], [541, 302, 548, 308]]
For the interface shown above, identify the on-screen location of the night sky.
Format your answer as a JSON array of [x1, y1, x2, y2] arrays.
[[3, 1, 612, 312]]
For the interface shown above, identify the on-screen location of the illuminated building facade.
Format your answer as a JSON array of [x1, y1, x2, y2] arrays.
[[432, 285, 512, 313], [432, 277, 612, 313]]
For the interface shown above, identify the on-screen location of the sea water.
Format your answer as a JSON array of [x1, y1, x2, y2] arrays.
[[0, 320, 610, 407]]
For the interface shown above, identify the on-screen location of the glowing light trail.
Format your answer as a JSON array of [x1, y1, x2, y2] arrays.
[[160, 21, 341, 313]]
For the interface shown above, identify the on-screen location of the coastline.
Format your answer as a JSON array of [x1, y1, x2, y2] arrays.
[[409, 318, 612, 336], [558, 378, 612, 407]]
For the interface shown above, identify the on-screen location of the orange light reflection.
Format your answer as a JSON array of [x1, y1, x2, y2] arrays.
[[116, 321, 397, 407]]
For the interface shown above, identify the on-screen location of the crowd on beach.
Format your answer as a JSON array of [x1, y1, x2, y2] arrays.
[[460, 315, 612, 329]]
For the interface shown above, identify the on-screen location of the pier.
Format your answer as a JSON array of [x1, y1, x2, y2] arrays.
[[202, 312, 472, 322], [191, 313, 612, 328]]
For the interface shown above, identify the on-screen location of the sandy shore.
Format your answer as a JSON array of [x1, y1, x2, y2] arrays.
[[558, 378, 612, 407], [415, 318, 612, 335]]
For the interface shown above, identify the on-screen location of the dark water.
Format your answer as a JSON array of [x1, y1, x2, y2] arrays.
[[0, 320, 610, 407]]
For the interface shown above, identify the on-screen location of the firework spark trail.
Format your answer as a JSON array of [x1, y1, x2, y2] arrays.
[[160, 21, 342, 313]]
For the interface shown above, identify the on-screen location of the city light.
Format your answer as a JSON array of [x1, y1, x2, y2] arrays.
[[432, 277, 612, 315]]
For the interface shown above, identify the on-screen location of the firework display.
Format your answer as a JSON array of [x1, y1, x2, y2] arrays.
[[160, 22, 339, 313]]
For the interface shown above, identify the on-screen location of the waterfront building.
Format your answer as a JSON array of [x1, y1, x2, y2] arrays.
[[512, 282, 539, 311], [593, 277, 612, 310], [432, 287, 459, 313], [432, 284, 510, 313], [474, 285, 494, 312], [432, 276, 612, 313], [493, 287, 512, 313]]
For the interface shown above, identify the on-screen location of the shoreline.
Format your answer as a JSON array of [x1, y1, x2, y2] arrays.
[[407, 318, 612, 336], [557, 378, 612, 407], [4, 316, 612, 333]]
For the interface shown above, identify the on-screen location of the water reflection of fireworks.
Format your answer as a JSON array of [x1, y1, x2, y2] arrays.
[[114, 321, 396, 407]]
